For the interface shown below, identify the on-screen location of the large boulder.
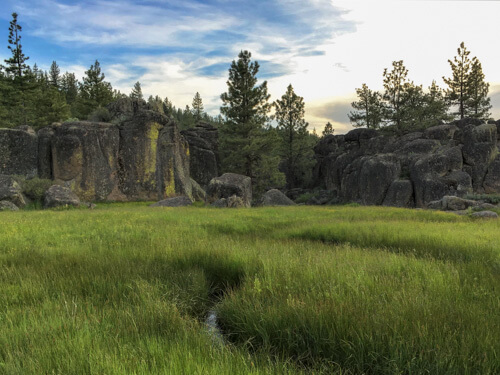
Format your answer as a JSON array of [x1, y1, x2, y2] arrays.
[[382, 180, 414, 208], [107, 97, 149, 123], [424, 124, 459, 142], [358, 155, 401, 205], [207, 173, 252, 207], [51, 122, 122, 202], [44, 185, 80, 209], [483, 151, 500, 193], [118, 110, 192, 201], [0, 127, 38, 178], [181, 123, 219, 188], [150, 196, 193, 207], [0, 200, 19, 211], [259, 189, 296, 206], [0, 175, 26, 207], [462, 123, 497, 192], [471, 211, 498, 219]]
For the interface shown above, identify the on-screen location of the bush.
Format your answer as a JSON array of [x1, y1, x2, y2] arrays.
[[465, 193, 500, 205], [22, 178, 54, 201], [87, 107, 112, 122]]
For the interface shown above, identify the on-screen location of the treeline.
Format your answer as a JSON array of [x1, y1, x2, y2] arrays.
[[0, 13, 221, 130], [349, 42, 492, 133]]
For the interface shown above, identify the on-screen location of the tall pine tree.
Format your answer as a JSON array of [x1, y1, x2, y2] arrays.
[[466, 57, 491, 119], [75, 60, 113, 118], [274, 84, 314, 188], [49, 61, 60, 89], [130, 81, 143, 100], [443, 42, 472, 120], [191, 92, 204, 123], [349, 84, 383, 129], [220, 50, 283, 193]]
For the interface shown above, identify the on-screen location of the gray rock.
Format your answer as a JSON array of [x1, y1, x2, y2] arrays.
[[44, 185, 80, 209], [0, 175, 26, 207], [181, 123, 219, 189], [118, 110, 192, 201], [51, 122, 121, 202], [227, 195, 245, 208], [0, 200, 19, 211], [471, 211, 498, 219], [211, 198, 228, 208], [441, 196, 478, 211], [462, 124, 497, 191], [358, 155, 401, 205], [207, 173, 252, 208], [259, 189, 296, 206], [0, 127, 38, 178], [424, 125, 459, 141], [150, 196, 193, 207], [483, 151, 500, 193], [383, 180, 414, 208], [190, 178, 207, 202]]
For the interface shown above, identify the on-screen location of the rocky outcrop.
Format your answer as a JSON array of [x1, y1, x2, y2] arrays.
[[0, 102, 194, 203], [181, 123, 219, 188], [0, 175, 26, 208], [0, 126, 38, 178], [51, 122, 121, 202], [0, 200, 19, 211], [150, 196, 193, 207], [259, 189, 296, 206], [118, 110, 192, 201], [207, 173, 252, 207], [44, 185, 80, 208], [314, 120, 499, 207]]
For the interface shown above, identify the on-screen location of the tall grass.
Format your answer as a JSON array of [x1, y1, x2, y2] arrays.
[[0, 205, 498, 374]]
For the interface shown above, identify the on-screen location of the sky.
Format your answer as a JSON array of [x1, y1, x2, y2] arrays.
[[1, 0, 499, 133]]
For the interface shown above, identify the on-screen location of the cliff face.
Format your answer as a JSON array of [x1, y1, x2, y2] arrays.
[[313, 119, 500, 207], [0, 105, 193, 202]]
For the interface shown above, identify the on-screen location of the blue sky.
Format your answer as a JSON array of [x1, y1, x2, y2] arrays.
[[1, 0, 500, 132]]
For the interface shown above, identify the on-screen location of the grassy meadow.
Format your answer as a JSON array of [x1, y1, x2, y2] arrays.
[[0, 204, 499, 374]]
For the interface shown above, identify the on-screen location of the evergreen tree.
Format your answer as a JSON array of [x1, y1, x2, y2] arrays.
[[220, 50, 284, 193], [419, 81, 451, 128], [191, 92, 204, 123], [274, 84, 314, 188], [76, 60, 113, 118], [349, 84, 383, 129], [382, 60, 410, 133], [49, 61, 60, 89], [443, 42, 472, 120], [148, 95, 165, 114], [466, 57, 491, 119], [130, 81, 143, 100], [4, 13, 29, 78], [322, 122, 334, 137]]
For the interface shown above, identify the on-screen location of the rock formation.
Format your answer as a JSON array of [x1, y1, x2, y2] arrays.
[[181, 123, 219, 188], [314, 119, 500, 207], [207, 173, 252, 207], [0, 99, 194, 203]]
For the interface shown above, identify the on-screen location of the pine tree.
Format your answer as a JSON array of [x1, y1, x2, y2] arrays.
[[130, 81, 143, 100], [382, 60, 410, 132], [76, 60, 113, 118], [4, 13, 29, 78], [419, 81, 451, 128], [220, 50, 284, 193], [443, 42, 472, 120], [274, 84, 314, 188], [191, 92, 204, 123], [49, 61, 60, 89], [349, 84, 383, 129], [466, 57, 491, 119], [322, 122, 334, 137]]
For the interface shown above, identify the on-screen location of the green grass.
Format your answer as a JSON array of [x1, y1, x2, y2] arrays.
[[0, 205, 499, 374]]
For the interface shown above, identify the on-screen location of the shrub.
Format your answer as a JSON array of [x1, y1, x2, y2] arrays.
[[22, 178, 54, 201]]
